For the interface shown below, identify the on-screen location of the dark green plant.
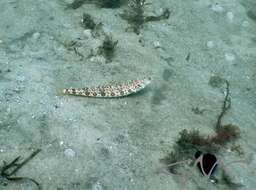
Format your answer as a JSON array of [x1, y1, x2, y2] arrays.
[[208, 75, 226, 88], [63, 40, 84, 60], [120, 0, 146, 34], [97, 0, 127, 8], [212, 124, 240, 145], [80, 13, 104, 38], [97, 35, 118, 62], [66, 0, 126, 9], [144, 8, 170, 22], [176, 129, 213, 150], [0, 149, 41, 189], [120, 0, 170, 34], [81, 13, 96, 30], [215, 81, 231, 130], [66, 0, 87, 9]]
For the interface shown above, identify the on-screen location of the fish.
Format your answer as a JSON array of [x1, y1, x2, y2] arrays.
[[61, 77, 151, 98]]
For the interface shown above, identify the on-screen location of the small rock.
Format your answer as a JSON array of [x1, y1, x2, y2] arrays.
[[92, 181, 103, 190], [227, 12, 234, 21], [225, 53, 235, 62], [83, 29, 92, 39], [32, 32, 41, 40], [17, 75, 26, 82], [242, 20, 249, 27], [206, 41, 214, 48], [0, 39, 3, 44], [156, 8, 163, 15], [90, 56, 106, 64], [153, 41, 161, 49], [64, 148, 76, 157], [6, 107, 11, 113], [210, 3, 224, 13]]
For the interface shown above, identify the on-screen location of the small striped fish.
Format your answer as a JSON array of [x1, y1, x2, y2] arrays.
[[62, 77, 151, 98]]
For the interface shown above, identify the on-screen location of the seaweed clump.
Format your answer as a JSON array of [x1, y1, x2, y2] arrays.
[[63, 40, 85, 60], [0, 149, 41, 189], [66, 0, 127, 9], [66, 0, 87, 9], [81, 13, 97, 30], [97, 0, 127, 8], [120, 0, 170, 34], [161, 80, 242, 186], [80, 13, 104, 38], [97, 34, 118, 62]]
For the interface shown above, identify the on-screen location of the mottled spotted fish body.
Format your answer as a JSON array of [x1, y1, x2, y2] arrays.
[[62, 77, 151, 98]]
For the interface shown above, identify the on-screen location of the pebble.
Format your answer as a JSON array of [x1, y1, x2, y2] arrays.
[[0, 39, 3, 44], [153, 41, 161, 49], [242, 20, 249, 27], [92, 181, 103, 190], [32, 32, 41, 40], [83, 29, 92, 39], [90, 56, 106, 64], [155, 8, 165, 15], [210, 3, 224, 13], [64, 148, 76, 157], [17, 75, 26, 82], [6, 107, 11, 113], [225, 53, 235, 62], [206, 41, 214, 48], [227, 12, 234, 21]]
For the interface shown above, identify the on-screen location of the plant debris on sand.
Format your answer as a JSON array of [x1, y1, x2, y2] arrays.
[[66, 0, 127, 9], [81, 13, 97, 30], [161, 80, 242, 187], [0, 149, 41, 189], [120, 0, 170, 34], [97, 34, 118, 62]]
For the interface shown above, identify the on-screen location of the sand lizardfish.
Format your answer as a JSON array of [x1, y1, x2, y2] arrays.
[[61, 77, 151, 98]]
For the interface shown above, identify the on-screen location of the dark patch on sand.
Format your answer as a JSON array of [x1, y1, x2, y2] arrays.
[[247, 10, 256, 21], [151, 85, 168, 105], [209, 76, 226, 88], [162, 69, 174, 81]]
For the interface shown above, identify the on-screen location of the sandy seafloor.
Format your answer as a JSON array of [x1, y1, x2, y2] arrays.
[[0, 0, 256, 189]]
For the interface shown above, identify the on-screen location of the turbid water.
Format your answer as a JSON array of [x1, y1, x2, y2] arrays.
[[0, 0, 256, 189]]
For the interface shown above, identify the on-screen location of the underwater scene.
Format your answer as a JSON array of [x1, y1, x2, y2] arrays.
[[0, 0, 256, 189]]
